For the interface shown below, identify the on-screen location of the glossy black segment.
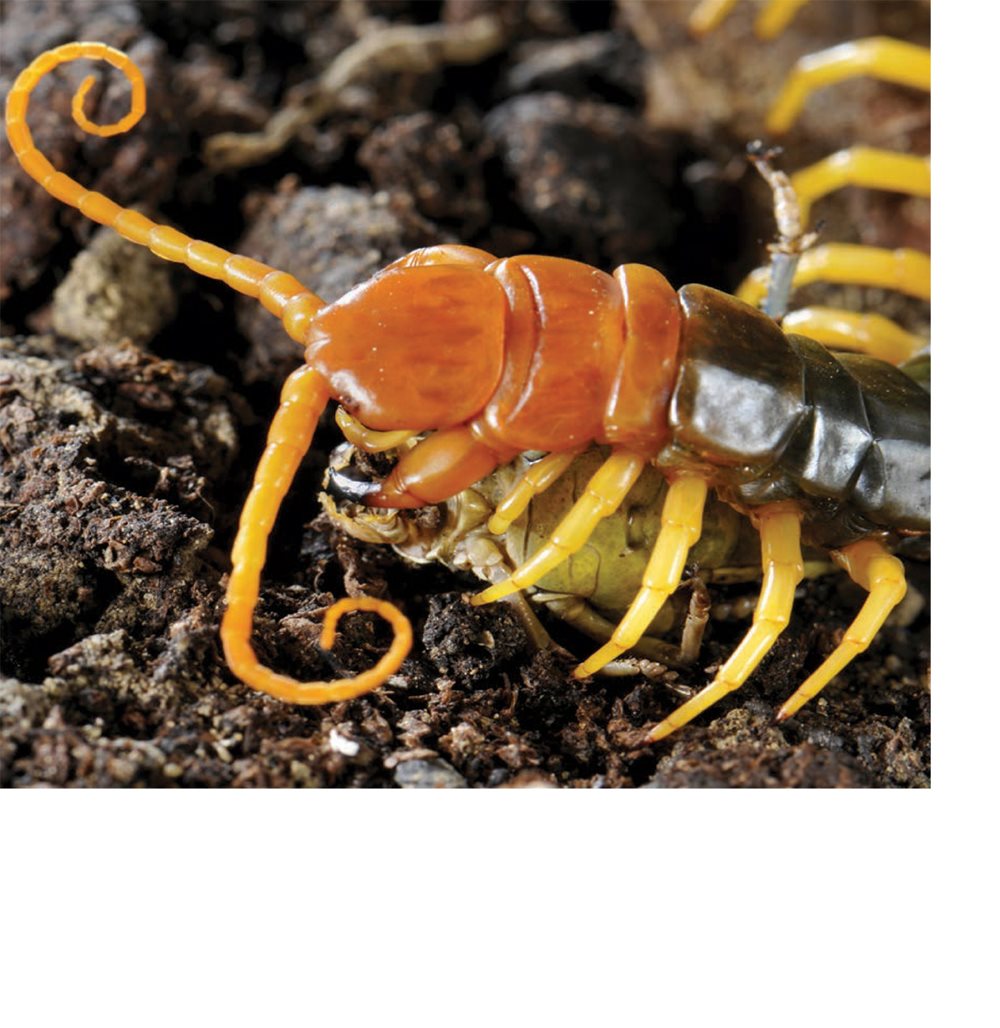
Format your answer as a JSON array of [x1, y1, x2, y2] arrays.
[[666, 292, 929, 544], [671, 285, 805, 464], [839, 354, 930, 532], [781, 335, 873, 500]]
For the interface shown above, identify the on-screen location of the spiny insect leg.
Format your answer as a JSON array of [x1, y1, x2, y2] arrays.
[[222, 367, 412, 703], [646, 504, 804, 742], [766, 39, 931, 135], [573, 474, 709, 677], [777, 540, 907, 720], [488, 449, 583, 535], [472, 450, 646, 604]]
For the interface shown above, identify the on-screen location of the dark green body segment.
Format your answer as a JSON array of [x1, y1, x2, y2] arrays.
[[668, 286, 930, 546]]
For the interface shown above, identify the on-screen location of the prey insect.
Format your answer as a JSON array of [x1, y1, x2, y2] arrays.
[[5, 39, 929, 741], [324, 443, 843, 675]]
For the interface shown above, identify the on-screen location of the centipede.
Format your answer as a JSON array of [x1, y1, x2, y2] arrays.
[[4, 3, 929, 746]]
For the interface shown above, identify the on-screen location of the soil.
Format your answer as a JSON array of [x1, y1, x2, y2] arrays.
[[0, 0, 930, 788]]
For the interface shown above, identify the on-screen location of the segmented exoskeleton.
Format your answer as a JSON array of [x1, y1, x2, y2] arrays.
[[5, 32, 929, 741]]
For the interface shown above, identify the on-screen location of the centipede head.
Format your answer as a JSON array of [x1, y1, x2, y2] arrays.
[[303, 264, 506, 432]]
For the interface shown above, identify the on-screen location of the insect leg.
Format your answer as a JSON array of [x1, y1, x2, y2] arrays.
[[222, 366, 412, 703], [746, 142, 816, 321], [687, 0, 740, 37], [688, 0, 805, 39], [334, 407, 417, 453], [738, 243, 930, 306], [471, 450, 647, 604], [780, 308, 924, 365], [752, 0, 808, 40], [488, 449, 583, 535], [791, 147, 930, 228], [777, 540, 907, 721], [766, 39, 931, 135], [679, 577, 713, 665], [572, 474, 709, 676], [536, 594, 684, 666], [646, 504, 803, 742]]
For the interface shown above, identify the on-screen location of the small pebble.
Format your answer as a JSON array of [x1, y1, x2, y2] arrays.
[[328, 728, 361, 757], [393, 758, 467, 789]]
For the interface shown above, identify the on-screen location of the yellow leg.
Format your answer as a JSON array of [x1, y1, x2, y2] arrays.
[[646, 504, 803, 742], [334, 407, 416, 453], [487, 449, 583, 535], [767, 38, 931, 134], [777, 539, 906, 721], [781, 307, 925, 366], [791, 147, 931, 226], [572, 474, 709, 677], [471, 450, 646, 605], [688, 0, 805, 39], [222, 366, 412, 704], [753, 0, 808, 40], [737, 244, 931, 307], [687, 0, 739, 38]]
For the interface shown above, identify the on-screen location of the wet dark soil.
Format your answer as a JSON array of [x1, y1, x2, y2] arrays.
[[0, 0, 929, 787]]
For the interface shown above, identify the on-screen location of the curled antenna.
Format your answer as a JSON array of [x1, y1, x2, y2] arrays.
[[746, 140, 819, 321]]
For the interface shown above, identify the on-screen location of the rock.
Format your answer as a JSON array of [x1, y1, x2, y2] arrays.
[[393, 757, 467, 788], [52, 227, 177, 347], [483, 92, 676, 267]]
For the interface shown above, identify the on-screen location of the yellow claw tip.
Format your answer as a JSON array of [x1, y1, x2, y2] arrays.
[[571, 665, 592, 681], [644, 723, 676, 745], [473, 582, 518, 605]]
